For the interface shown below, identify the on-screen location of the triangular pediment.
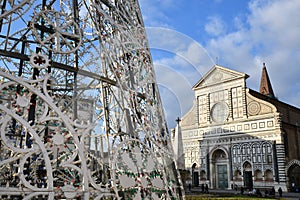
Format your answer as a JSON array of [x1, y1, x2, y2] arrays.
[[193, 65, 249, 89]]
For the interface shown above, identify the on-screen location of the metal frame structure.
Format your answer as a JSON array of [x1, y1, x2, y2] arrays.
[[0, 0, 184, 199]]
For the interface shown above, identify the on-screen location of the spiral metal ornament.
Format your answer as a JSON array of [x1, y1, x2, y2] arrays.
[[0, 0, 184, 199]]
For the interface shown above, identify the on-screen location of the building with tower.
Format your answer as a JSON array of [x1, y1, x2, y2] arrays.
[[177, 64, 300, 192], [0, 0, 184, 198]]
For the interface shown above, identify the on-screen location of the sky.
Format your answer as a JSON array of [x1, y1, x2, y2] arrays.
[[138, 0, 300, 129]]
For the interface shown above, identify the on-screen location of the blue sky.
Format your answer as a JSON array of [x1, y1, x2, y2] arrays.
[[139, 0, 300, 128]]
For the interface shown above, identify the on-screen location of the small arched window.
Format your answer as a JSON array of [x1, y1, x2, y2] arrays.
[[234, 170, 242, 181], [254, 169, 263, 181], [200, 170, 206, 180], [264, 169, 273, 182]]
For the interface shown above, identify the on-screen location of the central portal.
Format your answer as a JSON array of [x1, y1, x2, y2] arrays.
[[217, 164, 228, 189], [212, 149, 229, 189]]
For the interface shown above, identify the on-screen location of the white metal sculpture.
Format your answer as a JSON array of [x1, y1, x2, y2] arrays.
[[0, 0, 184, 199]]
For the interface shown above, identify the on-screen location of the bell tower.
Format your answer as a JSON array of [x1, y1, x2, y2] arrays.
[[259, 63, 275, 98]]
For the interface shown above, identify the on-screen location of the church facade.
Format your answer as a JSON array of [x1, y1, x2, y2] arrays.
[[179, 64, 300, 192]]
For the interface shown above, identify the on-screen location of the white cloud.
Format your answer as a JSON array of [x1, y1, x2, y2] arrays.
[[205, 0, 300, 107], [139, 0, 181, 28], [145, 27, 215, 127], [178, 42, 209, 68], [141, 0, 300, 128], [205, 16, 226, 36], [248, 0, 300, 49], [155, 63, 194, 112], [139, 0, 169, 27], [146, 27, 214, 74]]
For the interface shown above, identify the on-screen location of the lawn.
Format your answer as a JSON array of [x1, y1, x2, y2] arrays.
[[186, 196, 275, 200], [185, 192, 277, 200]]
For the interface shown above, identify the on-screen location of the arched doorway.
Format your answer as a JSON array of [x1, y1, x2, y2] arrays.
[[211, 149, 228, 189], [243, 161, 253, 189], [288, 163, 300, 192], [191, 163, 199, 186]]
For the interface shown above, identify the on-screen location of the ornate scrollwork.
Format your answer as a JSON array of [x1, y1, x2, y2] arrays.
[[30, 9, 82, 54], [0, 0, 184, 199]]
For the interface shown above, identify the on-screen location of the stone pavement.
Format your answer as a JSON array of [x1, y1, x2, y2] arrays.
[[186, 187, 300, 199]]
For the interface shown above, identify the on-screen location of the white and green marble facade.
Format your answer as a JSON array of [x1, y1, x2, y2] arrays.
[[180, 65, 293, 191]]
